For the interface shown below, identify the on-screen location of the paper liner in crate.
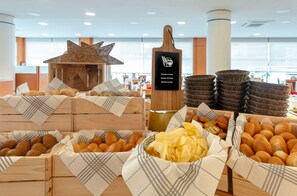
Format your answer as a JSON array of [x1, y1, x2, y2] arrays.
[[3, 95, 68, 126], [122, 121, 228, 196], [78, 78, 133, 117], [58, 130, 138, 196], [0, 130, 63, 173], [227, 114, 297, 196]]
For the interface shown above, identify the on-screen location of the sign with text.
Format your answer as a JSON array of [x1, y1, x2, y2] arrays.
[[154, 51, 180, 90]]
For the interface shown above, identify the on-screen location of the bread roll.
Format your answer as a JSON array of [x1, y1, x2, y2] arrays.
[[15, 141, 31, 156], [31, 143, 47, 153], [216, 116, 228, 125], [26, 149, 42, 156], [192, 115, 199, 122], [59, 88, 78, 97], [249, 118, 262, 134], [45, 90, 60, 95], [99, 143, 108, 152], [6, 149, 22, 156], [256, 151, 271, 163], [259, 130, 274, 141], [254, 137, 273, 155], [43, 134, 58, 149], [273, 150, 288, 163], [105, 142, 121, 152], [105, 131, 119, 146], [25, 91, 45, 96], [261, 123, 274, 133], [241, 132, 255, 150], [128, 132, 141, 145], [244, 122, 255, 136], [216, 122, 227, 131], [290, 143, 297, 153], [269, 135, 288, 153], [1, 140, 17, 149], [80, 148, 92, 152], [287, 139, 297, 152], [268, 156, 285, 165], [280, 132, 296, 142], [250, 155, 262, 162], [122, 143, 134, 152], [78, 142, 88, 150], [72, 144, 81, 153], [117, 139, 127, 150], [136, 136, 145, 145], [199, 116, 211, 123], [218, 132, 227, 139], [240, 144, 254, 157], [87, 143, 98, 151], [286, 152, 297, 166], [31, 137, 42, 146], [275, 121, 292, 135], [93, 147, 102, 152], [91, 137, 102, 145], [254, 134, 268, 141]]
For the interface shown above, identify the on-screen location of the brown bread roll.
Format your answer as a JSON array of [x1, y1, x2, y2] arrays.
[[216, 122, 227, 131], [280, 132, 296, 142], [199, 116, 211, 123], [254, 134, 268, 141], [93, 147, 102, 152], [268, 156, 285, 165], [192, 115, 199, 122], [72, 144, 81, 153], [99, 143, 108, 152], [254, 137, 273, 155], [78, 141, 88, 150], [286, 152, 297, 166], [290, 143, 297, 153], [45, 90, 60, 95], [273, 151, 288, 163], [122, 143, 134, 152], [15, 141, 31, 156], [31, 137, 42, 146], [105, 142, 121, 152], [128, 132, 141, 145], [59, 88, 78, 97], [87, 143, 98, 151], [250, 155, 262, 162], [0, 148, 11, 156], [274, 121, 292, 135], [241, 132, 255, 150], [256, 151, 271, 163], [26, 149, 42, 156], [269, 135, 288, 153], [136, 137, 145, 145], [25, 91, 45, 96], [80, 148, 92, 152], [105, 131, 119, 146], [287, 139, 297, 152], [31, 143, 47, 153], [249, 118, 262, 134], [42, 134, 58, 149], [6, 149, 22, 156], [259, 130, 274, 141], [91, 137, 102, 145], [1, 140, 17, 149], [261, 123, 274, 133], [244, 122, 255, 136], [218, 132, 227, 139], [240, 144, 254, 157], [216, 116, 228, 125], [117, 139, 127, 151]]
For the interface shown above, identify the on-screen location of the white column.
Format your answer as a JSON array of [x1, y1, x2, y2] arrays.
[[207, 9, 231, 75], [0, 14, 15, 81]]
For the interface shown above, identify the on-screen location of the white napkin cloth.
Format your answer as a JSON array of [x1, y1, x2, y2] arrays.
[[92, 78, 130, 95], [122, 121, 228, 196], [3, 95, 67, 126], [58, 130, 134, 196], [166, 105, 188, 131], [227, 114, 297, 196], [44, 77, 70, 91], [15, 82, 30, 95]]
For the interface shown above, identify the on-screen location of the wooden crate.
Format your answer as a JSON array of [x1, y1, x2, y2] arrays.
[[232, 113, 297, 196], [0, 97, 73, 132], [73, 97, 145, 131], [53, 148, 132, 196]]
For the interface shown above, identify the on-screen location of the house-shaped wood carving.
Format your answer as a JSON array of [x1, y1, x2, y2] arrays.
[[44, 40, 123, 91]]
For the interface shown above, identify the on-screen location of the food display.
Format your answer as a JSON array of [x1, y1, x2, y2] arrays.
[[89, 90, 140, 97], [189, 114, 229, 139], [239, 118, 297, 166], [23, 88, 78, 97], [0, 134, 58, 156], [72, 131, 144, 153], [145, 122, 208, 162]]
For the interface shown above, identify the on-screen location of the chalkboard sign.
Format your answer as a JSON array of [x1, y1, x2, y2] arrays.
[[154, 51, 180, 90]]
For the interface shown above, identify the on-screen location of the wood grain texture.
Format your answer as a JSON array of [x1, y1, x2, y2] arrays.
[[151, 25, 183, 111], [0, 80, 14, 96], [193, 38, 207, 75], [16, 73, 38, 90], [16, 37, 26, 65]]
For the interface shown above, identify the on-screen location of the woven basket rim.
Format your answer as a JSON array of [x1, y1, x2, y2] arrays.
[[184, 75, 216, 81]]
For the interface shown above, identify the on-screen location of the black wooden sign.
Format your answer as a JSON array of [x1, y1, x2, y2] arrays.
[[154, 51, 180, 90]]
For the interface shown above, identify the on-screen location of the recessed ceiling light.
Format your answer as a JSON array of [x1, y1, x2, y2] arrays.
[[143, 33, 149, 36], [41, 33, 48, 36], [178, 33, 184, 36], [129, 22, 138, 25], [281, 20, 291, 24], [276, 9, 290, 14], [75, 33, 81, 36], [85, 12, 96, 16], [108, 33, 114, 36], [84, 22, 92, 26], [29, 13, 40, 17], [38, 22, 48, 26], [253, 33, 261, 36], [177, 21, 186, 25], [146, 11, 156, 15], [231, 21, 237, 24]]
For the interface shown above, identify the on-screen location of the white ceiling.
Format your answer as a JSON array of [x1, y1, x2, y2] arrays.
[[1, 0, 297, 38]]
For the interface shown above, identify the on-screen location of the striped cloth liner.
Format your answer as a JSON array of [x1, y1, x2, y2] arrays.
[[92, 78, 130, 95], [0, 130, 62, 173], [59, 130, 134, 196], [15, 82, 30, 95], [3, 95, 67, 126], [227, 114, 297, 196], [122, 121, 228, 196], [44, 77, 70, 91], [166, 105, 188, 131]]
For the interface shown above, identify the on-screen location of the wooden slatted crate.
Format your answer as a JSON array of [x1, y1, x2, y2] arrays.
[[0, 97, 73, 132], [73, 97, 145, 131]]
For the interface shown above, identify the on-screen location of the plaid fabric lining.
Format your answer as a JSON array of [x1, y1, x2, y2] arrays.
[[0, 157, 14, 173], [44, 77, 69, 91]]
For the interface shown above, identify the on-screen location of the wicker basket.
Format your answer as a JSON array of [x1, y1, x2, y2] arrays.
[[184, 75, 215, 82], [249, 81, 290, 91], [216, 70, 250, 82]]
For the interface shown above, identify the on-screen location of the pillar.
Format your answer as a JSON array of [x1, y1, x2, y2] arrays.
[[0, 14, 15, 81], [206, 9, 231, 75]]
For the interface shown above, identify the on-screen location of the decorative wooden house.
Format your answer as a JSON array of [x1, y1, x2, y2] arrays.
[[44, 40, 123, 91]]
